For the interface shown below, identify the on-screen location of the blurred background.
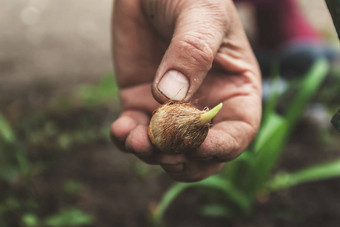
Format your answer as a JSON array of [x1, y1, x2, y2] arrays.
[[0, 0, 339, 226]]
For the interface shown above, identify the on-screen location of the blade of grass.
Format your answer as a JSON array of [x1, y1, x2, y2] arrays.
[[152, 175, 250, 225], [75, 73, 119, 107], [0, 113, 29, 180], [191, 176, 251, 213], [262, 61, 282, 121], [200, 204, 230, 218], [151, 183, 189, 226], [226, 113, 286, 189], [44, 208, 93, 227], [253, 113, 286, 154], [285, 59, 329, 126], [245, 115, 289, 197], [245, 59, 329, 198], [224, 150, 254, 184], [269, 159, 340, 191], [0, 114, 15, 143]]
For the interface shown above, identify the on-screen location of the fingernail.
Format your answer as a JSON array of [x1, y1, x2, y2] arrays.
[[158, 70, 189, 100]]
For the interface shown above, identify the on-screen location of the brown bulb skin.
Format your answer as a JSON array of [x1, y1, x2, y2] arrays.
[[148, 102, 210, 153]]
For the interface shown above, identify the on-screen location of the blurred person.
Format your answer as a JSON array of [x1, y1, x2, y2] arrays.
[[237, 0, 338, 77], [110, 0, 337, 182]]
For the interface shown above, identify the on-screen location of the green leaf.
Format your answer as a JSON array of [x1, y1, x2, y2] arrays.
[[200, 204, 230, 218], [245, 115, 289, 197], [269, 159, 340, 191], [262, 62, 283, 121], [191, 176, 251, 213], [152, 176, 250, 225], [224, 150, 253, 184], [151, 183, 189, 226], [44, 208, 93, 227], [245, 59, 330, 198], [63, 180, 82, 196], [22, 214, 39, 227], [285, 59, 329, 126], [0, 113, 29, 181], [0, 114, 15, 143], [253, 113, 286, 154], [76, 73, 118, 107]]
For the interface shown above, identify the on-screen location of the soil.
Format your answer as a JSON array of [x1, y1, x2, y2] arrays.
[[1, 83, 340, 227]]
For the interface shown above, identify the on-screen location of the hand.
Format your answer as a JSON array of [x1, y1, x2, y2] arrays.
[[110, 0, 262, 182]]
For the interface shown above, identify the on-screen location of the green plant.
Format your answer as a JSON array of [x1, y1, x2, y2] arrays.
[[75, 73, 118, 107], [22, 208, 93, 227], [0, 113, 29, 182], [0, 72, 121, 227], [43, 208, 93, 227], [0, 113, 94, 227], [152, 59, 340, 224]]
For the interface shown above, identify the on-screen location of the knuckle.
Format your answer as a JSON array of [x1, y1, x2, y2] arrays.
[[215, 146, 242, 162], [215, 136, 242, 162], [216, 151, 240, 162], [178, 35, 214, 68]]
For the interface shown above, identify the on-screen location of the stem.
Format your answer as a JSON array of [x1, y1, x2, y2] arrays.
[[200, 103, 223, 123]]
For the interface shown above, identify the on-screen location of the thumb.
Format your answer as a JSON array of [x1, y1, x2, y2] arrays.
[[148, 1, 230, 102]]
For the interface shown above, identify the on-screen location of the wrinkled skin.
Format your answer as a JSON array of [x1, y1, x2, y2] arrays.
[[111, 0, 262, 182]]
